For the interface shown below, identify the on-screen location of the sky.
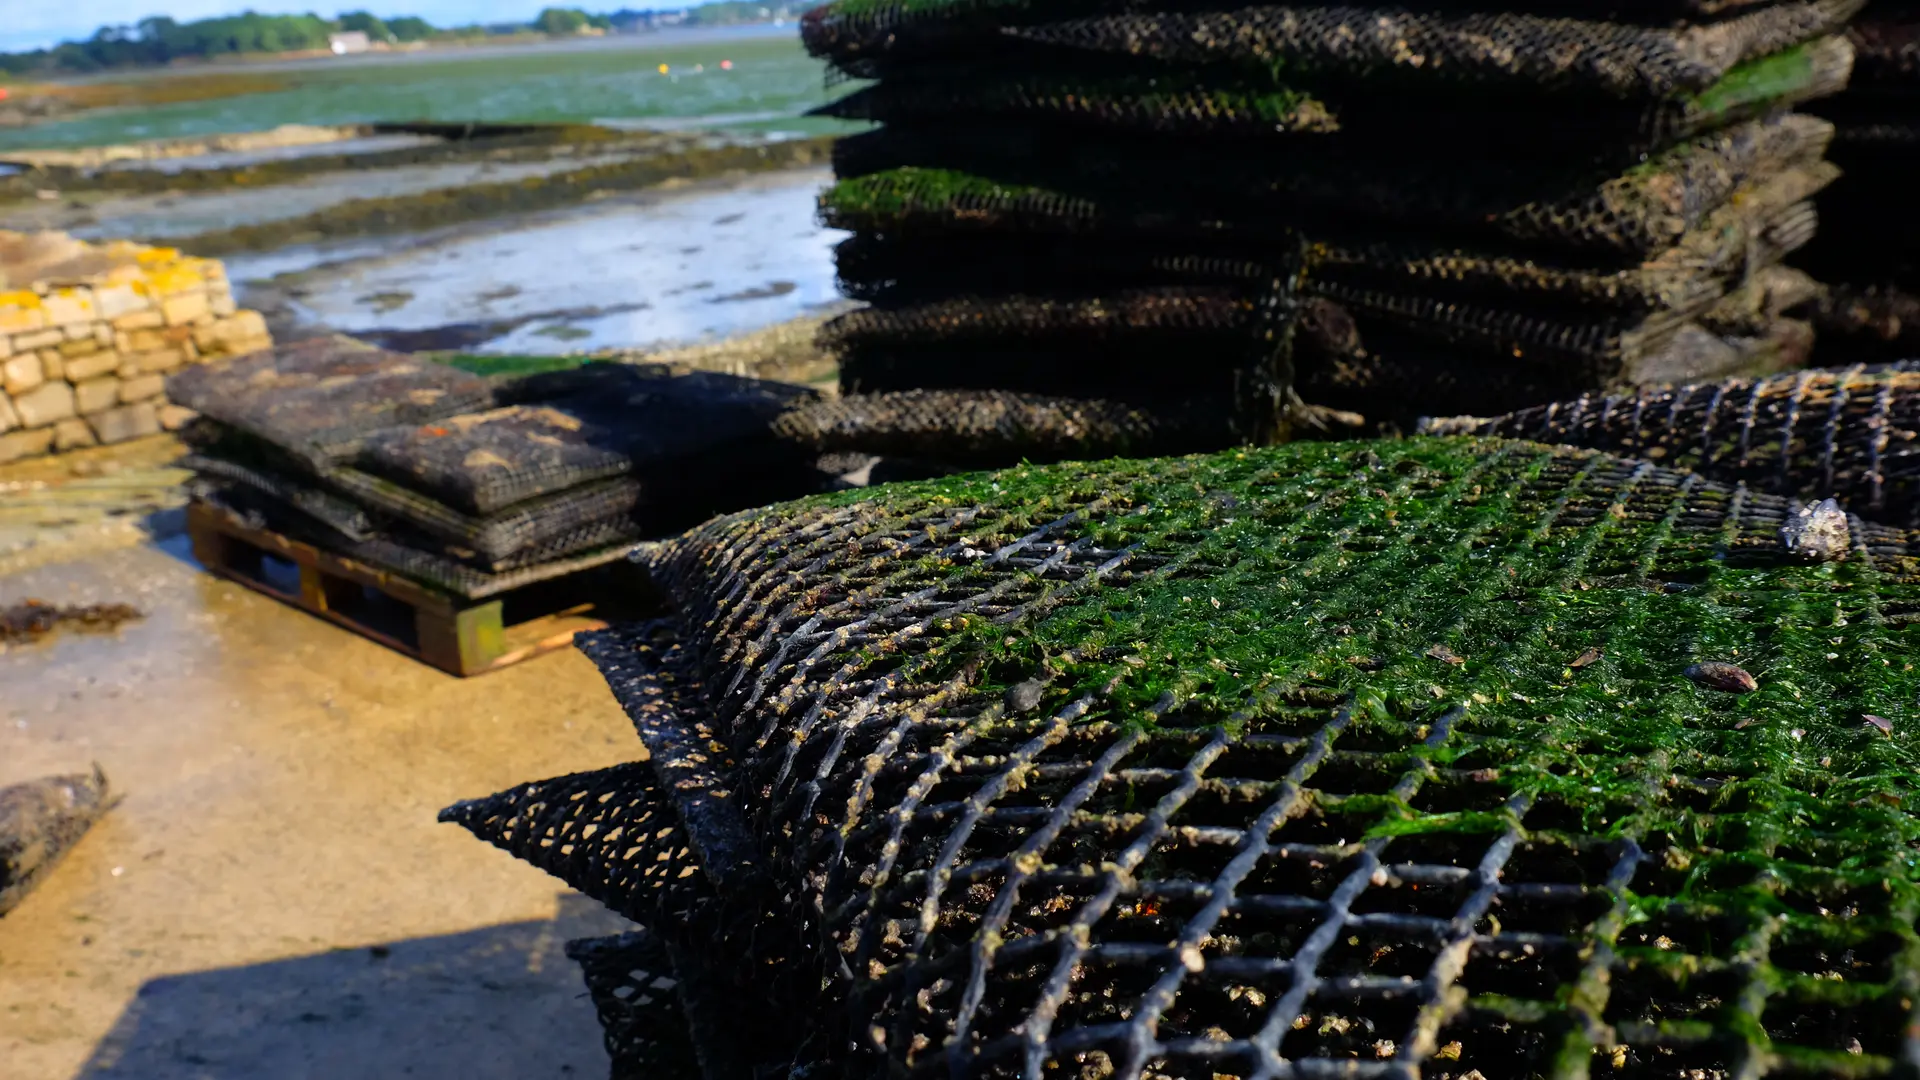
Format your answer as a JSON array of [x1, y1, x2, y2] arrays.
[[1, 1, 561, 53]]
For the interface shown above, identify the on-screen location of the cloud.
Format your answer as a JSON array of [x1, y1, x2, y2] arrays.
[[0, 2, 560, 54]]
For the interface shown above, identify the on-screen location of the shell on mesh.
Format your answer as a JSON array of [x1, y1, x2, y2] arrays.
[[1696, 264, 1823, 336], [552, 436, 1920, 1077], [773, 388, 1232, 465], [1418, 364, 1920, 527]]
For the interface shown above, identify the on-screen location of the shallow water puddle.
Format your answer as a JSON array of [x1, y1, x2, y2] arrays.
[[261, 168, 843, 354]]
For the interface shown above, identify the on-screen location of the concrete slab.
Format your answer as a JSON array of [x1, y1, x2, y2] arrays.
[[0, 534, 644, 1079]]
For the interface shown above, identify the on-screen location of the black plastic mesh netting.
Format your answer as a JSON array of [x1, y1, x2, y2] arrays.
[[181, 446, 646, 569], [806, 0, 1860, 109], [472, 436, 1920, 1078], [353, 363, 820, 515], [773, 388, 1232, 466], [1421, 363, 1920, 527], [822, 37, 1854, 155], [829, 112, 1835, 261], [314, 469, 645, 566], [563, 932, 701, 1080], [441, 762, 709, 923], [1293, 305, 1815, 428], [164, 336, 497, 468], [179, 453, 379, 541], [177, 358, 843, 581], [1002, 3, 1860, 99], [801, 0, 1831, 65]]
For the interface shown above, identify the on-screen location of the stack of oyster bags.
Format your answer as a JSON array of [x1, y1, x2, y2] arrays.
[[165, 337, 822, 598], [793, 0, 1864, 445], [1797, 4, 1920, 357]]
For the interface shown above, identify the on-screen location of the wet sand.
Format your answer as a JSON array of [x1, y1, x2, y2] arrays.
[[239, 165, 844, 354], [0, 536, 643, 1079]]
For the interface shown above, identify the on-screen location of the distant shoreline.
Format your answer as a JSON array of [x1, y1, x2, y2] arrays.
[[18, 24, 798, 85]]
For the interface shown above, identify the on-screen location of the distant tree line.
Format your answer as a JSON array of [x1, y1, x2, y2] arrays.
[[0, 5, 797, 76]]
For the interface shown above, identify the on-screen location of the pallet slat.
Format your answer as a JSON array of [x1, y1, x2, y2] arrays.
[[187, 501, 650, 676]]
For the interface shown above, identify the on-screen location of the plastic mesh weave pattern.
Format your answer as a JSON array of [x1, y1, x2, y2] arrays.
[[828, 112, 1834, 260], [591, 436, 1920, 1078], [563, 932, 701, 1080], [353, 364, 819, 516], [772, 388, 1230, 465], [1005, 3, 1861, 101], [440, 763, 708, 924], [163, 337, 497, 467], [1420, 364, 1920, 527]]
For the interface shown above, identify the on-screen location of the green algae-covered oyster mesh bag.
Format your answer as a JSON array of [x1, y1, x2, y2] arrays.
[[801, 0, 1859, 80], [1423, 363, 1920, 528], [1005, 2, 1860, 95], [545, 437, 1920, 1077], [817, 158, 1833, 315], [828, 112, 1834, 260], [813, 71, 1343, 136]]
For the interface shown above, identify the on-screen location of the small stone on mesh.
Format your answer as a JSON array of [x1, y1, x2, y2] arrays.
[[1780, 498, 1850, 562], [1004, 680, 1046, 714]]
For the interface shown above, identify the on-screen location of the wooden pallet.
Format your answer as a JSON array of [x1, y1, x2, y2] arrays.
[[187, 501, 655, 677]]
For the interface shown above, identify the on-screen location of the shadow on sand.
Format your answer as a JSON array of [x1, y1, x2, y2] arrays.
[[75, 893, 630, 1080]]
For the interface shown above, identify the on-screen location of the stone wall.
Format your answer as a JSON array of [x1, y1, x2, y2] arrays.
[[0, 232, 271, 464]]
